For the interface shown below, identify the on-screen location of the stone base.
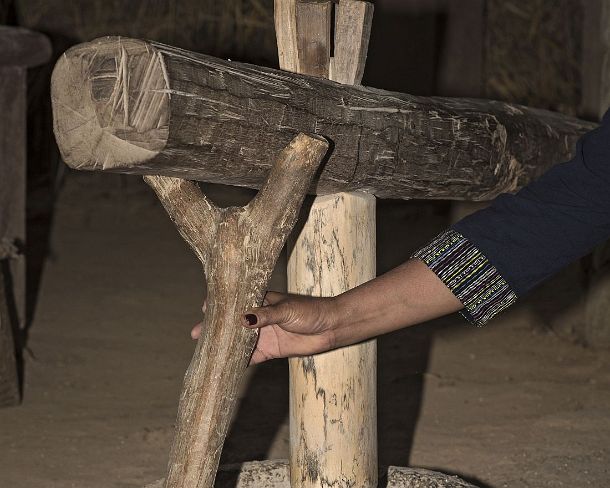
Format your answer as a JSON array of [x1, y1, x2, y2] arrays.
[[145, 460, 479, 488]]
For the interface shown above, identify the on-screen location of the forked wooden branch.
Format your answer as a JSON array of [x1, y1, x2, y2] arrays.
[[144, 133, 328, 488]]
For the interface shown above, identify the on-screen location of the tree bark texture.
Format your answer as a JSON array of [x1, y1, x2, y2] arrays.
[[51, 36, 596, 202], [278, 2, 377, 487], [144, 133, 328, 488]]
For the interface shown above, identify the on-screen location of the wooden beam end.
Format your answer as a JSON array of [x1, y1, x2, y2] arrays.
[[52, 37, 169, 172]]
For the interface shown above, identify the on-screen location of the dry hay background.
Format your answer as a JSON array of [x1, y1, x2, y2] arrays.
[[15, 0, 278, 66], [7, 0, 278, 244], [484, 0, 583, 115], [12, 0, 588, 115]]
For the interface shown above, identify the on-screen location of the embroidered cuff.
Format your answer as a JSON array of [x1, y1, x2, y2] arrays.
[[412, 229, 517, 326]]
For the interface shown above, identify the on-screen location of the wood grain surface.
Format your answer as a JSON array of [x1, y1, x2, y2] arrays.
[[280, 2, 377, 487], [51, 36, 595, 202]]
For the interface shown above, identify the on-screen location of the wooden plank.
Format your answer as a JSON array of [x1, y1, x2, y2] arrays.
[[51, 36, 596, 202], [329, 0, 373, 85], [581, 0, 610, 347], [295, 0, 332, 78], [581, 0, 610, 120], [274, 0, 300, 72]]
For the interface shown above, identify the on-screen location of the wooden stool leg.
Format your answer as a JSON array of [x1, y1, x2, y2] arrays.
[[0, 64, 27, 408], [0, 266, 19, 407], [0, 28, 51, 407]]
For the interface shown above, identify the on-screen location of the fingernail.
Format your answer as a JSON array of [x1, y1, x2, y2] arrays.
[[245, 314, 258, 326]]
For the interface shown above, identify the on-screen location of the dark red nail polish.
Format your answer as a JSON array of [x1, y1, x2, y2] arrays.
[[245, 314, 258, 326]]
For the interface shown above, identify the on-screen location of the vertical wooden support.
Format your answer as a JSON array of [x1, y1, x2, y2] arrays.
[[274, 1, 377, 486], [145, 134, 328, 488], [0, 66, 26, 332], [580, 0, 610, 120], [0, 67, 25, 408], [0, 27, 51, 407], [288, 193, 377, 488], [0, 259, 20, 407]]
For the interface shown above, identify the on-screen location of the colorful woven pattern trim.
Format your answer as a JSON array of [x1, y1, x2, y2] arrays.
[[413, 229, 517, 326]]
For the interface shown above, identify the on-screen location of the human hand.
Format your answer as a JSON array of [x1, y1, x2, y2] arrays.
[[191, 259, 464, 365], [191, 291, 338, 364]]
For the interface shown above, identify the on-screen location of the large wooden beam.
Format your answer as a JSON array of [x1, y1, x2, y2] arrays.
[[51, 36, 595, 202]]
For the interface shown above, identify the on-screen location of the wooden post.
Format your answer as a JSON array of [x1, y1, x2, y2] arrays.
[[0, 256, 19, 407], [0, 27, 52, 407], [275, 1, 378, 486], [0, 65, 25, 408], [288, 193, 377, 488]]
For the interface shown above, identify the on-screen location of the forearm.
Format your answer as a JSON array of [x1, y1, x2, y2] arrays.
[[330, 258, 462, 348], [453, 111, 610, 296]]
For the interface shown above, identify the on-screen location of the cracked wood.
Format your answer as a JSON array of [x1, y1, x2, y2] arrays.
[[51, 36, 595, 202]]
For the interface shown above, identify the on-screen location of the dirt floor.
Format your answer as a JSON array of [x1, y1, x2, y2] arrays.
[[0, 171, 609, 488]]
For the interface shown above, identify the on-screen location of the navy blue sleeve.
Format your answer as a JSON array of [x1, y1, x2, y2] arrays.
[[452, 109, 610, 296]]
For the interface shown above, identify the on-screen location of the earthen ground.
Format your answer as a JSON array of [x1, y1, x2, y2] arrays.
[[0, 172, 608, 487]]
